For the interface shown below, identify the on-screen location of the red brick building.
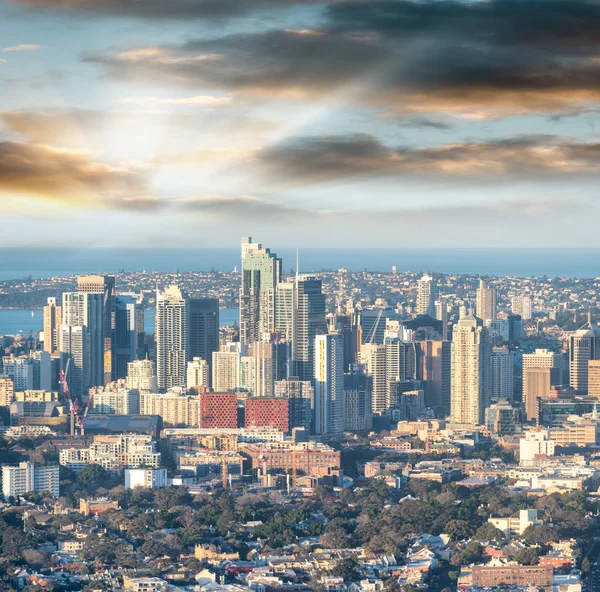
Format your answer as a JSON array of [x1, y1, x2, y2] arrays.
[[472, 564, 553, 587], [199, 393, 238, 429], [245, 397, 289, 432]]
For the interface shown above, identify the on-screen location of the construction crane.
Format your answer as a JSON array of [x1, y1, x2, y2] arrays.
[[367, 309, 383, 344], [59, 359, 78, 437], [78, 391, 94, 436]]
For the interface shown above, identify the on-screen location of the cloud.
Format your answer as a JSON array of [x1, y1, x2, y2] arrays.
[[5, 0, 318, 20], [121, 95, 232, 106], [83, 0, 600, 118], [0, 141, 152, 209], [253, 133, 600, 186], [3, 44, 43, 52]]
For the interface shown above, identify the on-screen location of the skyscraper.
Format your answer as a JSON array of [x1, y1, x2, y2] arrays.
[[512, 295, 533, 320], [77, 275, 115, 383], [361, 343, 386, 414], [187, 357, 210, 390], [490, 347, 514, 401], [522, 348, 562, 421], [450, 315, 490, 425], [275, 377, 314, 432], [250, 339, 287, 397], [61, 292, 104, 394], [275, 280, 296, 374], [240, 237, 281, 345], [188, 299, 219, 386], [155, 285, 188, 391], [295, 276, 326, 382], [569, 322, 600, 393], [435, 298, 448, 340], [212, 350, 240, 392], [314, 333, 344, 435], [476, 279, 497, 321], [416, 340, 451, 415], [43, 297, 62, 355], [60, 325, 86, 399], [385, 338, 416, 409], [344, 369, 373, 432], [126, 359, 158, 394], [416, 274, 435, 316], [114, 295, 143, 380]]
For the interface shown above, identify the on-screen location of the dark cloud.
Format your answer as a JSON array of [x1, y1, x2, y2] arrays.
[[253, 133, 600, 185], [179, 195, 310, 220], [0, 141, 152, 208], [6, 0, 319, 20], [85, 0, 600, 117]]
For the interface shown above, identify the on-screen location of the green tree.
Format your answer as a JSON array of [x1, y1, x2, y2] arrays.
[[473, 523, 505, 542], [332, 558, 361, 582], [77, 463, 107, 485], [514, 547, 540, 566]]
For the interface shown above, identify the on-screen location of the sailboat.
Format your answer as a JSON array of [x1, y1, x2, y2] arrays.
[[31, 311, 34, 318]]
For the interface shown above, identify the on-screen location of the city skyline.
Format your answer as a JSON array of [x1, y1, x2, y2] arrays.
[[1, 0, 599, 247]]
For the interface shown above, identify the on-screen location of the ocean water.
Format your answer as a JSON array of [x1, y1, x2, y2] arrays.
[[0, 248, 599, 279], [0, 308, 239, 336]]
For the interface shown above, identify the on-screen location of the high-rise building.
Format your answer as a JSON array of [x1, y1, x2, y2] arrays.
[[361, 343, 386, 414], [245, 397, 289, 432], [140, 392, 199, 427], [199, 392, 238, 429], [187, 358, 210, 390], [60, 325, 86, 399], [89, 387, 140, 415], [188, 299, 219, 386], [416, 274, 435, 316], [124, 468, 167, 490], [416, 340, 451, 415], [250, 340, 287, 397], [274, 377, 314, 432], [569, 322, 600, 393], [588, 360, 600, 399], [156, 285, 188, 391], [275, 281, 296, 374], [476, 279, 497, 321], [114, 295, 143, 380], [240, 237, 281, 345], [359, 309, 396, 345], [450, 315, 490, 426], [2, 355, 33, 391], [295, 276, 326, 381], [512, 295, 533, 320], [485, 402, 521, 435], [435, 298, 448, 341], [212, 350, 240, 392], [344, 369, 373, 432], [126, 360, 158, 394], [0, 375, 14, 407], [385, 338, 416, 409], [62, 291, 105, 392], [77, 275, 115, 383], [314, 334, 345, 435], [43, 297, 62, 355], [490, 347, 514, 401], [2, 462, 59, 499], [522, 348, 563, 421]]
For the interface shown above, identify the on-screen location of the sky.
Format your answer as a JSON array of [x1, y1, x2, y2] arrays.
[[0, 0, 599, 248]]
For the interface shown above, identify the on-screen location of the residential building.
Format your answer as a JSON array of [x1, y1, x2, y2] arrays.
[[199, 392, 238, 429], [0, 375, 14, 406], [522, 349, 562, 421], [416, 274, 435, 316], [519, 430, 555, 464], [295, 276, 326, 381], [488, 509, 541, 537], [569, 321, 600, 393], [344, 369, 373, 432], [314, 333, 345, 435], [245, 397, 289, 432], [2, 462, 59, 499], [140, 392, 199, 427], [274, 377, 314, 432], [589, 359, 600, 398], [43, 297, 62, 354], [485, 402, 521, 435], [476, 279, 497, 321], [126, 359, 158, 394], [188, 298, 219, 386], [490, 347, 514, 400], [124, 468, 168, 489], [89, 386, 140, 415], [187, 357, 210, 390], [416, 340, 451, 415], [212, 349, 240, 392]]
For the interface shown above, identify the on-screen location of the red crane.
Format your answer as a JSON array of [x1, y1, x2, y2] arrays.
[[59, 359, 78, 436]]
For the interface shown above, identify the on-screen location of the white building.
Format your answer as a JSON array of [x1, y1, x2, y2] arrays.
[[314, 333, 345, 435], [187, 357, 210, 390], [519, 430, 555, 465], [2, 355, 34, 391], [212, 350, 240, 392], [416, 274, 434, 317], [2, 462, 59, 499], [89, 387, 140, 415], [476, 279, 497, 322], [140, 392, 199, 427], [124, 468, 168, 490], [126, 359, 158, 394]]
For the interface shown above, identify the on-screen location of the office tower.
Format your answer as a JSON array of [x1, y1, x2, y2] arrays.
[[78, 275, 115, 383], [359, 309, 395, 345], [126, 359, 158, 394], [385, 338, 416, 409], [485, 403, 521, 435], [187, 358, 210, 390], [450, 315, 490, 425], [2, 462, 59, 499], [361, 343, 386, 414], [394, 388, 425, 421], [43, 297, 62, 354], [569, 322, 600, 393], [486, 319, 510, 343], [212, 350, 240, 392], [0, 375, 14, 406], [90, 388, 140, 415], [245, 397, 289, 432], [588, 360, 600, 399], [476, 279, 497, 321], [2, 355, 33, 391], [114, 295, 143, 380], [140, 392, 199, 427], [416, 274, 435, 316], [189, 298, 219, 386], [60, 326, 86, 399], [250, 340, 287, 397], [275, 377, 314, 432], [435, 298, 448, 340], [344, 369, 373, 432], [314, 334, 345, 435], [522, 348, 562, 421], [240, 237, 281, 345], [512, 295, 533, 320], [490, 347, 514, 401], [62, 291, 105, 391], [332, 313, 357, 372], [416, 340, 451, 415], [199, 392, 238, 429], [275, 280, 296, 374], [156, 285, 188, 392], [295, 276, 326, 381], [507, 314, 524, 342]]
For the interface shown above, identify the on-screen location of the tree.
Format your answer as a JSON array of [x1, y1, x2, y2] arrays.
[[473, 523, 505, 542], [520, 524, 558, 545], [445, 519, 474, 541], [320, 527, 348, 549], [582, 557, 592, 573], [332, 558, 360, 582], [77, 463, 107, 485], [514, 547, 540, 566]]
